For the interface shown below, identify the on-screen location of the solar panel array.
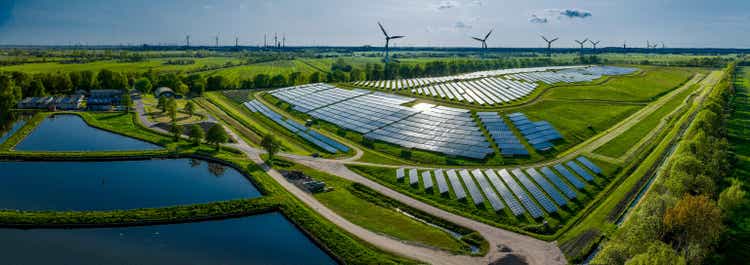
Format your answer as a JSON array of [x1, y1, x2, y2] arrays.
[[270, 85, 492, 159], [566, 161, 595, 181], [471, 169, 505, 211], [459, 169, 485, 206], [477, 112, 529, 156], [392, 157, 605, 220], [244, 100, 349, 153], [577, 156, 602, 174], [411, 78, 537, 105], [507, 112, 562, 151], [366, 105, 493, 159], [506, 66, 638, 85]]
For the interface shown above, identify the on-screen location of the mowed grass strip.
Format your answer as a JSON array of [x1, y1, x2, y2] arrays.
[[594, 82, 700, 158], [272, 160, 470, 254], [544, 67, 696, 102]]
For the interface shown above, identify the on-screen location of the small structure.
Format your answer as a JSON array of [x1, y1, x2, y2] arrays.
[[88, 90, 123, 111], [17, 96, 54, 109], [155, 87, 176, 98]]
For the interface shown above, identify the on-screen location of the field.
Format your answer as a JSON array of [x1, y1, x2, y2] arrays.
[[0, 57, 245, 74]]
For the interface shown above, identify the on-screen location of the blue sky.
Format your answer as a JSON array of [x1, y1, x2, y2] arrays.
[[1, 0, 749, 48]]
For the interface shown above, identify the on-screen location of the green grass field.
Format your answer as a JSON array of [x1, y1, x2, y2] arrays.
[[729, 67, 750, 179]]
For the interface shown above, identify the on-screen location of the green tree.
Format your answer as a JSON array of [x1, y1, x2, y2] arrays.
[[718, 179, 746, 219], [157, 96, 167, 113], [121, 92, 132, 113], [96, 69, 128, 90], [625, 241, 686, 265], [184, 101, 196, 117], [253, 74, 270, 88], [261, 134, 281, 164], [309, 72, 322, 83], [663, 194, 723, 263], [27, 79, 46, 97], [189, 124, 204, 145], [166, 98, 178, 122], [134, 77, 152, 93], [205, 124, 228, 150], [170, 122, 183, 142], [269, 74, 287, 87], [0, 74, 21, 112], [79, 70, 95, 91]]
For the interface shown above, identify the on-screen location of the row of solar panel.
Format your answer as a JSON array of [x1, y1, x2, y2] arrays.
[[477, 112, 529, 156], [508, 112, 563, 151], [395, 156, 601, 219], [243, 100, 349, 153]]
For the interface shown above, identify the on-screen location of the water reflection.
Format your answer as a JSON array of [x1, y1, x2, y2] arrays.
[[0, 112, 30, 145]]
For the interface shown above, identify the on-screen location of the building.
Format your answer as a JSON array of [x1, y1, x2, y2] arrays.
[[57, 95, 84, 110], [87, 90, 123, 111], [17, 96, 83, 110], [90, 89, 123, 98], [155, 87, 175, 98]]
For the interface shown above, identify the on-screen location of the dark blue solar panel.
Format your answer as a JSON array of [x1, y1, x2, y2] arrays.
[[540, 167, 577, 199], [553, 164, 585, 189], [566, 161, 595, 181], [577, 156, 602, 174]]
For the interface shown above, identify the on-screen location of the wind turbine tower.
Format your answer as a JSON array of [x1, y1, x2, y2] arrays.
[[215, 35, 219, 48], [186, 35, 190, 48], [235, 37, 239, 48], [575, 39, 588, 56], [589, 40, 601, 53], [471, 29, 493, 58], [377, 22, 405, 64], [540, 35, 559, 57]]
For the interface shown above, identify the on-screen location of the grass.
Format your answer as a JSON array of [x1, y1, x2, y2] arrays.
[[544, 66, 697, 102], [271, 158, 474, 254], [204, 59, 322, 83], [594, 82, 700, 158], [141, 95, 207, 125]]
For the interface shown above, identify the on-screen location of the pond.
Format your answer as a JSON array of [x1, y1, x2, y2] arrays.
[[15, 114, 161, 151], [0, 114, 28, 145], [0, 212, 337, 265], [0, 158, 262, 210]]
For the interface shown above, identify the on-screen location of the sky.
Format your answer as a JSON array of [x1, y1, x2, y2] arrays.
[[0, 0, 749, 48]]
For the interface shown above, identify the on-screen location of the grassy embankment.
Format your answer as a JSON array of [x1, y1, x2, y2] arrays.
[[0, 110, 420, 264]]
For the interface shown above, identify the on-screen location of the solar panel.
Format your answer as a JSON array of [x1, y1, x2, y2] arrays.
[[553, 164, 586, 189], [484, 169, 525, 216], [396, 168, 405, 182], [566, 161, 595, 181], [511, 169, 557, 213], [540, 167, 577, 199], [446, 169, 467, 200], [498, 169, 544, 218], [576, 156, 602, 174], [459, 169, 485, 206], [409, 169, 419, 186], [434, 169, 449, 195], [525, 168, 567, 206], [422, 171, 434, 191], [471, 169, 505, 211]]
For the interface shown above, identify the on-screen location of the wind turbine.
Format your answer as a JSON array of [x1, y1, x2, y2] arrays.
[[661, 41, 666, 49], [589, 40, 601, 53], [471, 29, 493, 58], [540, 35, 559, 57], [378, 22, 405, 64], [575, 39, 588, 56]]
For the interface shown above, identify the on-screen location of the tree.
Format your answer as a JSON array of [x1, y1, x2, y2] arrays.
[[121, 92, 132, 113], [27, 79, 46, 97], [166, 98, 178, 122], [184, 101, 196, 117], [624, 241, 686, 265], [207, 75, 228, 91], [189, 124, 204, 145], [261, 134, 281, 163], [253, 74, 270, 88], [0, 74, 21, 113], [309, 72, 322, 83], [269, 74, 287, 87], [134, 77, 152, 93], [205, 124, 229, 150], [96, 69, 127, 90], [170, 122, 183, 142], [157, 96, 167, 112], [718, 179, 746, 218], [663, 194, 723, 263], [79, 70, 95, 91]]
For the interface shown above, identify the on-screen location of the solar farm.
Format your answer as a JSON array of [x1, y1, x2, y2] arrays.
[[392, 156, 602, 220], [351, 65, 637, 105]]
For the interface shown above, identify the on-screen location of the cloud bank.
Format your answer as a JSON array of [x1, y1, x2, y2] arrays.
[[529, 8, 592, 24]]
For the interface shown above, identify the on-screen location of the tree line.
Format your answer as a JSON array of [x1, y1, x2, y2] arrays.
[[592, 62, 743, 265]]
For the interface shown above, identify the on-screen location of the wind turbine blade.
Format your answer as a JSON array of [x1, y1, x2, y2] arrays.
[[389, 36, 405, 39], [484, 29, 493, 40], [472, 37, 484, 42], [551, 37, 559, 42], [378, 22, 389, 37], [540, 35, 548, 42]]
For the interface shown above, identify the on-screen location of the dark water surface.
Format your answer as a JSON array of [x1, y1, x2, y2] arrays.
[[0, 159, 261, 210], [0, 212, 337, 265], [15, 114, 161, 151]]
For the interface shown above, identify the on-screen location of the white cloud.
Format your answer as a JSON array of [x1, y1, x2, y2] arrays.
[[529, 8, 592, 24], [436, 0, 459, 10]]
